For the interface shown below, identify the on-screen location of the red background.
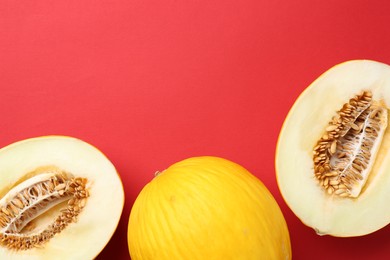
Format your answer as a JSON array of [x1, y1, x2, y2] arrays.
[[1, 1, 390, 259]]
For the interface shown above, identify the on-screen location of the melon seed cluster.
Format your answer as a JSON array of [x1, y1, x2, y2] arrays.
[[0, 171, 89, 250], [313, 91, 388, 198]]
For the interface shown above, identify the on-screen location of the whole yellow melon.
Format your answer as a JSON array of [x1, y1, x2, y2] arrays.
[[128, 156, 291, 259]]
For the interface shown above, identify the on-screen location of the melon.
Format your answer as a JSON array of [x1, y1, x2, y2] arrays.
[[128, 156, 291, 259], [276, 60, 390, 237], [0, 136, 124, 259]]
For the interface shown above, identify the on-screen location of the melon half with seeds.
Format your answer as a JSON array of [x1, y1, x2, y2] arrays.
[[276, 60, 390, 237], [0, 136, 124, 259]]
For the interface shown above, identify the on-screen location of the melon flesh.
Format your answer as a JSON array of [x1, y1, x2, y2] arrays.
[[276, 60, 390, 237], [0, 136, 124, 259]]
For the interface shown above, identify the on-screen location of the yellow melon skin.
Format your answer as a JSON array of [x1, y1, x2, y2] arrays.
[[128, 156, 291, 260]]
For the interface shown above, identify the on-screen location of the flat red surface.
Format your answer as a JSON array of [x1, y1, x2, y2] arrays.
[[1, 1, 390, 259]]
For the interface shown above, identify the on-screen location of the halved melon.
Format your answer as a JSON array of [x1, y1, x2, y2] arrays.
[[0, 136, 124, 259], [276, 60, 390, 237]]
